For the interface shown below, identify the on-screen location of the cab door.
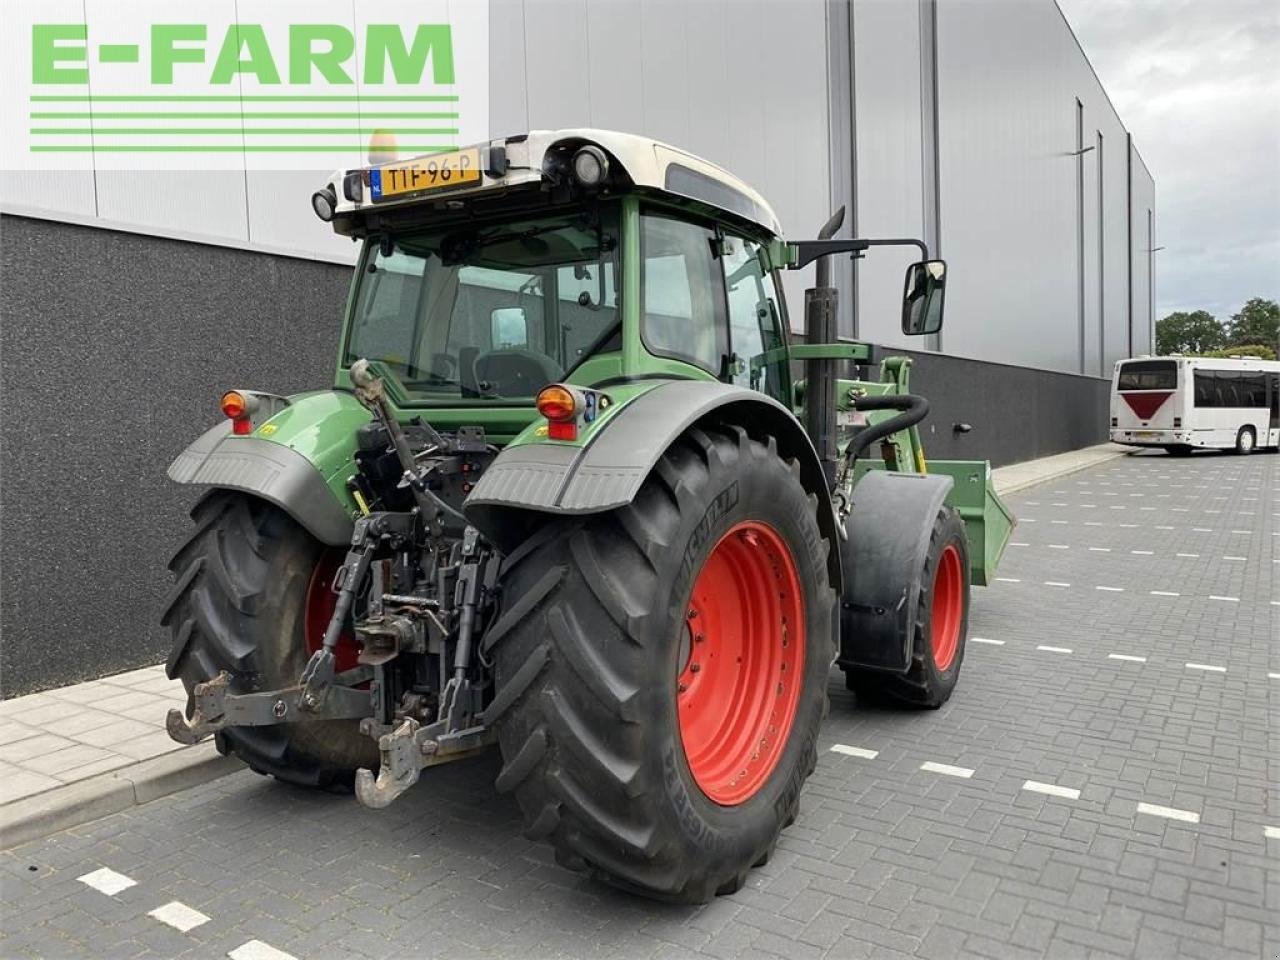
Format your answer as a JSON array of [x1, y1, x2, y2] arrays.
[[719, 234, 790, 405]]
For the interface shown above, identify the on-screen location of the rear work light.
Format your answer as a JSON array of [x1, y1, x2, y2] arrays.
[[536, 384, 581, 441], [221, 390, 257, 435]]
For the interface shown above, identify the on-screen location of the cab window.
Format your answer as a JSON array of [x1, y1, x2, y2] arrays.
[[721, 235, 788, 403], [640, 213, 726, 375]]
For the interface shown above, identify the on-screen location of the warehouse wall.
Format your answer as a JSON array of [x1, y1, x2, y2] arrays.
[[0, 215, 350, 698]]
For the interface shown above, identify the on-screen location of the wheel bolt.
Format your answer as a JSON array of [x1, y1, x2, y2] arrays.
[[687, 608, 697, 620], [690, 663, 701, 674]]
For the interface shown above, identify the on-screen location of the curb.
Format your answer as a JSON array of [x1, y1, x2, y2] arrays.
[[991, 444, 1130, 496], [0, 743, 244, 850]]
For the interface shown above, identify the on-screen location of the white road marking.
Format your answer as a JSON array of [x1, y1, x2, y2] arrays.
[[1269, 672, 1280, 680], [995, 577, 1021, 583], [1096, 586, 1124, 592], [77, 868, 136, 896], [970, 637, 1005, 645], [1171, 507, 1188, 512], [1155, 525, 1174, 530], [1008, 542, 1029, 547], [1193, 528, 1213, 532], [1044, 581, 1070, 588], [1037, 645, 1073, 654], [1051, 519, 1069, 524], [1089, 547, 1111, 552], [228, 942, 299, 960], [1025, 500, 1040, 505], [149, 902, 210, 932], [1185, 663, 1227, 673], [1223, 556, 1246, 561], [1265, 826, 1280, 840], [1020, 518, 1037, 523], [1049, 544, 1070, 550], [1208, 595, 1239, 603], [1052, 502, 1067, 506], [1119, 523, 1138, 528], [1149, 591, 1180, 597], [1231, 530, 1251, 535], [1108, 653, 1147, 662], [1175, 553, 1199, 558], [920, 761, 974, 779], [1136, 802, 1200, 825], [1022, 780, 1081, 800], [1084, 521, 1103, 526], [1131, 550, 1154, 555], [830, 744, 879, 759]]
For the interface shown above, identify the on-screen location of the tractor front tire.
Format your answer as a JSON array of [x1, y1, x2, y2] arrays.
[[487, 426, 836, 903], [843, 506, 970, 709], [162, 492, 376, 787]]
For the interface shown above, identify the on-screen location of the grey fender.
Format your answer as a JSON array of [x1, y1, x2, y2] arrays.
[[464, 379, 842, 589], [837, 470, 955, 674], [168, 421, 354, 546]]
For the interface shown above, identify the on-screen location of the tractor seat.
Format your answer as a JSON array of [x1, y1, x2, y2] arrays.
[[473, 348, 561, 398]]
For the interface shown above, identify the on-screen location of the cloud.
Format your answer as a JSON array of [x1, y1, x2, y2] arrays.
[[1058, 0, 1280, 321]]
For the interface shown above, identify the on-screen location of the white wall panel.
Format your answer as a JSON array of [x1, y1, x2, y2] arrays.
[[852, 0, 925, 348]]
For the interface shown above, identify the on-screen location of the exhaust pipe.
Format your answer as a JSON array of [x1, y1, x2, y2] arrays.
[[803, 206, 846, 489]]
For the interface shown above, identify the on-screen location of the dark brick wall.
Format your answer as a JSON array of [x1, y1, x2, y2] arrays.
[[0, 215, 1107, 696], [0, 215, 351, 697]]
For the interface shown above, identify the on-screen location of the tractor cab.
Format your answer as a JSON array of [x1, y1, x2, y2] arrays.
[[315, 131, 799, 425]]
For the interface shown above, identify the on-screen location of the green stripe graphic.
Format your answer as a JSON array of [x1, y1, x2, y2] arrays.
[[30, 95, 459, 103], [32, 128, 458, 136], [31, 113, 459, 120], [31, 145, 453, 153]]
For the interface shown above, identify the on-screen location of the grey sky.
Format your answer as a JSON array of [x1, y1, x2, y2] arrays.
[[1057, 0, 1280, 323]]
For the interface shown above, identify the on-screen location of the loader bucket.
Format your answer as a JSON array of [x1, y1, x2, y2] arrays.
[[922, 460, 1014, 586]]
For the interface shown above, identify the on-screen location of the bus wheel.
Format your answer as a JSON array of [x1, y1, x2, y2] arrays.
[[1234, 427, 1256, 455]]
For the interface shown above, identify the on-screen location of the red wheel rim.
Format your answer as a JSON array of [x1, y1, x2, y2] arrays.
[[930, 544, 964, 671], [677, 520, 806, 806], [303, 550, 361, 675]]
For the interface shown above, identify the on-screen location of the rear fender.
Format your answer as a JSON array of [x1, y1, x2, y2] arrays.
[[837, 470, 954, 674], [464, 380, 842, 590], [168, 390, 368, 546]]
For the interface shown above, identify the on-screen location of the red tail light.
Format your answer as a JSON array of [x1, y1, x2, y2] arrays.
[[220, 390, 255, 435]]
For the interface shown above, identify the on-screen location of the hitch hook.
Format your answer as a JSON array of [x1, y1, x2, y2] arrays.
[[354, 718, 435, 809], [165, 671, 231, 745]]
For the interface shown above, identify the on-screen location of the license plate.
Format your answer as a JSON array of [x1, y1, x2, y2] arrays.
[[1135, 431, 1159, 438], [371, 148, 481, 200]]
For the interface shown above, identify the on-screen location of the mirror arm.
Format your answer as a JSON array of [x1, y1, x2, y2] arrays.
[[787, 237, 929, 271]]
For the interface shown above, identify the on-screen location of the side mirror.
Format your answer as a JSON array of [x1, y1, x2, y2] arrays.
[[491, 307, 528, 349], [901, 259, 947, 336]]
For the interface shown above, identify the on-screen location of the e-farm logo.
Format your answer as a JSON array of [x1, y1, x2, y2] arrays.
[[2, 3, 487, 172]]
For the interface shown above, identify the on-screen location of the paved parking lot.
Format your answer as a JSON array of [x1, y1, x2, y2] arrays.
[[2, 449, 1276, 960]]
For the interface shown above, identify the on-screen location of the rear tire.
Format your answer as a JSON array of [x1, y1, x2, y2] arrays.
[[1234, 427, 1256, 455], [161, 492, 376, 787], [486, 425, 837, 903], [843, 507, 970, 709]]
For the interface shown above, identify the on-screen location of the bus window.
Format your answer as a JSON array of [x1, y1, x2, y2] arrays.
[[1117, 360, 1176, 390]]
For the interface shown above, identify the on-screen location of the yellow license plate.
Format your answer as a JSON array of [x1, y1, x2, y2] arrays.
[[372, 148, 481, 200], [1135, 431, 1158, 438]]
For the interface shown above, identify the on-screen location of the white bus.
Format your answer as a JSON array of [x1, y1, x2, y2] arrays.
[[1110, 355, 1280, 455]]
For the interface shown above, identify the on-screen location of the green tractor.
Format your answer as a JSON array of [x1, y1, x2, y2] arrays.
[[163, 129, 1012, 902]]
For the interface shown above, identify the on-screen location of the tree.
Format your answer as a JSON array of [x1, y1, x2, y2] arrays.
[[1200, 344, 1276, 361], [1155, 310, 1224, 355], [1226, 298, 1279, 348]]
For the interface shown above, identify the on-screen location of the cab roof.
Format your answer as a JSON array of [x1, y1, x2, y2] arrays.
[[322, 128, 783, 237]]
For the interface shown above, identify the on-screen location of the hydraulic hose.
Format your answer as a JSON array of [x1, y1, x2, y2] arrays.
[[843, 393, 930, 471]]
